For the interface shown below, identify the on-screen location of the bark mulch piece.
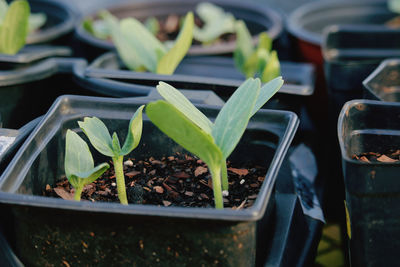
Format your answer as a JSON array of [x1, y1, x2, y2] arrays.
[[45, 153, 267, 209], [352, 150, 400, 163]]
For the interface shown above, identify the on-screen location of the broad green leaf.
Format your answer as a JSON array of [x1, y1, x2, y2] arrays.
[[120, 17, 167, 72], [82, 18, 110, 40], [146, 100, 222, 167], [78, 117, 114, 157], [212, 78, 260, 158], [193, 2, 235, 43], [100, 11, 147, 71], [29, 12, 46, 33], [157, 12, 194, 75], [234, 20, 253, 73], [0, 0, 8, 25], [65, 130, 110, 188], [145, 16, 160, 36], [156, 82, 213, 134], [389, 0, 400, 13], [261, 50, 280, 83], [69, 163, 110, 189], [112, 132, 121, 156], [120, 105, 144, 155], [251, 76, 283, 117], [0, 0, 30, 55]]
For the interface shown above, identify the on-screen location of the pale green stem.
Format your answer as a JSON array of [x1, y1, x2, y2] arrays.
[[113, 156, 128, 205], [221, 160, 228, 191], [209, 164, 223, 209], [74, 186, 83, 201]]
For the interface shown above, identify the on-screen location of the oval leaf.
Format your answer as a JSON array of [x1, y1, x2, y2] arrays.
[[156, 82, 213, 134], [251, 76, 283, 117], [0, 0, 30, 55], [212, 78, 260, 159], [233, 20, 253, 73], [69, 162, 110, 189], [157, 12, 194, 75], [146, 100, 222, 167], [120, 105, 144, 155], [78, 117, 114, 157]]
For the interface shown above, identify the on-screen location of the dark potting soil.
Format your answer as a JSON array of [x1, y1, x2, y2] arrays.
[[45, 153, 266, 209], [353, 150, 400, 163]]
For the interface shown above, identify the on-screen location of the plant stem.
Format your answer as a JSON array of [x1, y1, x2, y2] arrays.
[[113, 156, 128, 205], [74, 186, 83, 201], [210, 164, 223, 209], [221, 160, 228, 191]]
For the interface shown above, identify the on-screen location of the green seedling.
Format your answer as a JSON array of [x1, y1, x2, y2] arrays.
[[97, 10, 193, 75], [146, 77, 283, 209], [65, 130, 110, 201], [193, 2, 236, 44], [0, 0, 47, 55], [78, 105, 145, 205], [389, 0, 400, 13], [234, 20, 280, 83]]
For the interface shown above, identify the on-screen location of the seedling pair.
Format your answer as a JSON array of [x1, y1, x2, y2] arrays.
[[65, 77, 283, 209]]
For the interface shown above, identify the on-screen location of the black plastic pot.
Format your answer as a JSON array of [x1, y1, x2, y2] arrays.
[[0, 46, 96, 129], [322, 25, 400, 220], [338, 99, 400, 267], [26, 0, 76, 45], [363, 58, 400, 101], [0, 95, 298, 266], [74, 0, 283, 59], [75, 52, 314, 117]]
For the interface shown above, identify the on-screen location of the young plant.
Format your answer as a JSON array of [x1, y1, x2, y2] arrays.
[[65, 130, 110, 201], [234, 20, 280, 83], [78, 105, 145, 205], [193, 2, 236, 44], [94, 10, 194, 75], [146, 77, 283, 209]]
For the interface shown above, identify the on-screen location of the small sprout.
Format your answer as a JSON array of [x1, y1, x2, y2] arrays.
[[234, 20, 280, 83], [146, 77, 283, 209], [65, 130, 110, 201], [193, 2, 236, 44], [98, 10, 194, 75], [78, 105, 145, 205], [145, 16, 160, 36]]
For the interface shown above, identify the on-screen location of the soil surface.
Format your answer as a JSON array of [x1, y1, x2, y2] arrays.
[[353, 150, 400, 163], [45, 153, 266, 209]]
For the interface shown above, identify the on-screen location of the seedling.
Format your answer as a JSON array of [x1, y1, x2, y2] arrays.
[[65, 130, 110, 201], [146, 77, 283, 209], [86, 10, 194, 75], [234, 20, 280, 83], [193, 2, 236, 44], [0, 0, 47, 55], [78, 105, 145, 205]]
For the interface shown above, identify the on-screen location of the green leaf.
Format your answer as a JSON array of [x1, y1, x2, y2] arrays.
[[120, 105, 144, 155], [120, 17, 167, 72], [193, 2, 236, 43], [146, 100, 222, 168], [0, 0, 8, 25], [251, 76, 283, 117], [234, 20, 253, 74], [28, 12, 46, 33], [212, 78, 260, 158], [112, 132, 121, 156], [0, 0, 30, 55], [78, 117, 114, 157], [261, 50, 280, 83], [157, 12, 194, 75], [389, 0, 400, 13], [82, 18, 110, 40], [156, 82, 213, 134], [145, 16, 160, 36], [257, 32, 272, 53], [65, 130, 110, 188]]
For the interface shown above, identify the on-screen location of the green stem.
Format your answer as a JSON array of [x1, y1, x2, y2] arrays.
[[113, 156, 128, 205], [74, 186, 83, 201], [221, 160, 228, 191], [210, 164, 223, 209]]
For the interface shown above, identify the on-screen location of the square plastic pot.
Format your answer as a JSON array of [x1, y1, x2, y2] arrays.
[[363, 58, 400, 101], [338, 99, 400, 267], [0, 95, 298, 266]]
